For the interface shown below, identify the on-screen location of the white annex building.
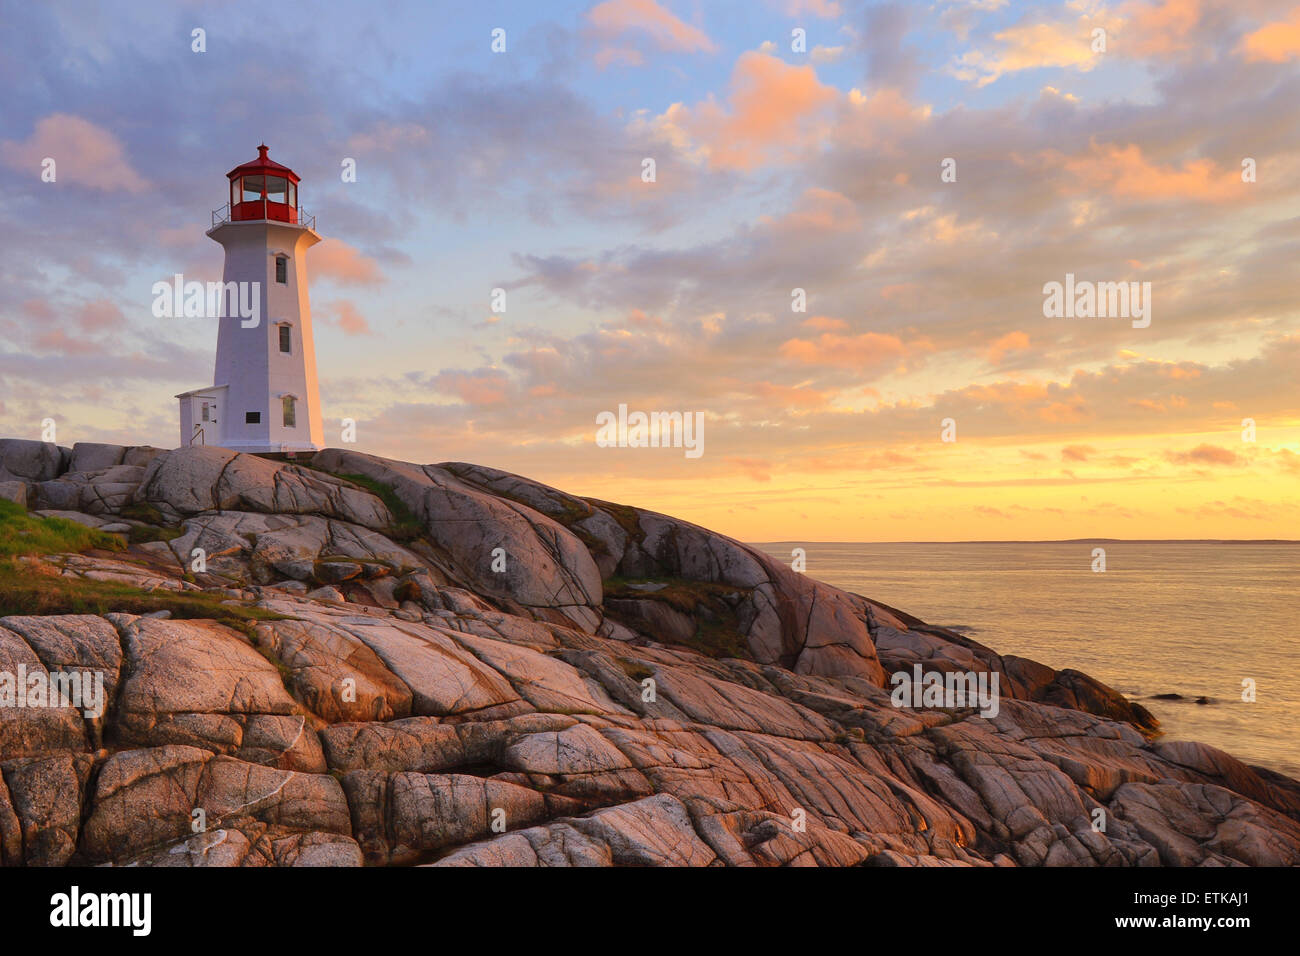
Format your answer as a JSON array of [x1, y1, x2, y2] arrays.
[[177, 145, 324, 453]]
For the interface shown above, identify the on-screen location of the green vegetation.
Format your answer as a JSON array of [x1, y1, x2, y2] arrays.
[[332, 473, 425, 542], [0, 563, 287, 624], [128, 523, 185, 545], [0, 498, 283, 625], [584, 499, 645, 546], [0, 498, 123, 557], [119, 501, 167, 525], [604, 576, 752, 661]]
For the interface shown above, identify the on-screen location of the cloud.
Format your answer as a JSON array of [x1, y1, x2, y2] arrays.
[[651, 51, 839, 170], [779, 330, 916, 369], [0, 114, 148, 192], [785, 0, 842, 16], [950, 9, 1118, 87], [329, 300, 374, 336], [1240, 6, 1300, 62], [725, 456, 773, 481], [1054, 141, 1241, 202], [587, 0, 716, 64], [309, 239, 383, 284], [77, 299, 126, 332], [988, 330, 1030, 363], [1165, 444, 1242, 466], [429, 369, 512, 406], [1061, 444, 1097, 461], [1122, 0, 1203, 57]]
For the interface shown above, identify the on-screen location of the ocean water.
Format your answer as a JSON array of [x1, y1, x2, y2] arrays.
[[752, 541, 1300, 779]]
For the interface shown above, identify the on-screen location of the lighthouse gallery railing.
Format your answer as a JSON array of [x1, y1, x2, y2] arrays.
[[210, 203, 316, 231]]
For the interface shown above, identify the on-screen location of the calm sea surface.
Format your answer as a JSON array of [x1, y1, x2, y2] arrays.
[[752, 541, 1300, 778]]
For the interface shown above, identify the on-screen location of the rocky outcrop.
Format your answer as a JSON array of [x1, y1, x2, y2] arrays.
[[0, 440, 1295, 867]]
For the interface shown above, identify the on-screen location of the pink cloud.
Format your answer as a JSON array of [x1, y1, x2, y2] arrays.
[[656, 51, 838, 170], [0, 114, 148, 192], [587, 0, 716, 59], [310, 239, 383, 284], [333, 300, 373, 336]]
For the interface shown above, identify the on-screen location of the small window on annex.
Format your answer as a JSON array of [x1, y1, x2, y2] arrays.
[[246, 411, 261, 424], [278, 324, 291, 353], [282, 395, 297, 428]]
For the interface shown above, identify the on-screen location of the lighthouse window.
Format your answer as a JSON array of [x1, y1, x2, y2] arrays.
[[241, 175, 266, 202], [278, 324, 291, 353], [282, 396, 297, 428], [288, 182, 296, 208], [275, 256, 288, 284], [265, 176, 288, 203]]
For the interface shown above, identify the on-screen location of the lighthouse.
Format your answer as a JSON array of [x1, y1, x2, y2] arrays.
[[176, 145, 324, 453]]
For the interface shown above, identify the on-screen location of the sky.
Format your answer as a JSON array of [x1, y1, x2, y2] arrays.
[[1, 0, 1298, 542]]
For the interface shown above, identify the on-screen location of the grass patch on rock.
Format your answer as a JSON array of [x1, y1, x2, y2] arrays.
[[0, 560, 287, 624], [0, 498, 124, 557], [327, 472, 425, 543], [128, 523, 185, 545], [603, 576, 752, 660], [0, 500, 284, 625]]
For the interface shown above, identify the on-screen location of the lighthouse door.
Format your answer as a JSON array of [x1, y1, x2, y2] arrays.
[[191, 396, 221, 446]]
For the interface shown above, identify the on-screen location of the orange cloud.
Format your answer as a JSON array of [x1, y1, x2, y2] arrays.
[[1123, 0, 1202, 56], [750, 381, 830, 409], [587, 0, 715, 58], [435, 370, 511, 406], [1057, 141, 1240, 202], [1240, 7, 1300, 62], [0, 114, 148, 192], [658, 51, 838, 170], [310, 239, 383, 284], [779, 331, 912, 369], [950, 12, 1117, 87], [988, 330, 1030, 363], [725, 456, 772, 482], [1039, 401, 1092, 423], [1165, 443, 1241, 465], [1061, 444, 1096, 461]]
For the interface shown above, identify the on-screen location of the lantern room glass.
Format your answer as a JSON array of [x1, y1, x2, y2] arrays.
[[241, 175, 266, 203]]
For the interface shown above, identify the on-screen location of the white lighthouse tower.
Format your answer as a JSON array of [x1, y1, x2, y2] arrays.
[[176, 145, 324, 453]]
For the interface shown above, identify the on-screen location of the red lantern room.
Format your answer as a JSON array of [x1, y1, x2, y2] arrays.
[[225, 144, 302, 224]]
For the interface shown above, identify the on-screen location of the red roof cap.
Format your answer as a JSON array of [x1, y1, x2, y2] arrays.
[[227, 145, 300, 183]]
